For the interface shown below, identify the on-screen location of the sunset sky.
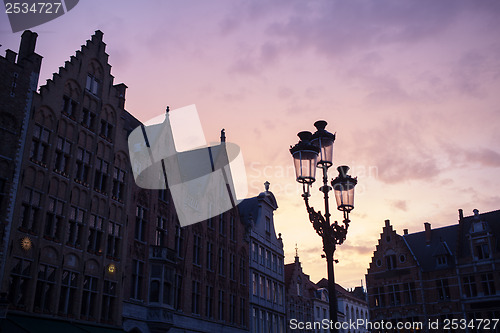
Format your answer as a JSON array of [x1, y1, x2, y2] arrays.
[[2, 0, 500, 288]]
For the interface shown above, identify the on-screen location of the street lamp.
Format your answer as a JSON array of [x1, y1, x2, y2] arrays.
[[290, 120, 357, 332]]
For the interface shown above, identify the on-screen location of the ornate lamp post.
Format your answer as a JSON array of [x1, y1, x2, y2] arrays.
[[290, 120, 357, 332]]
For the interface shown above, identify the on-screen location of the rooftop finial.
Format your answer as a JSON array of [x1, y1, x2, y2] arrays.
[[295, 243, 299, 258], [221, 129, 226, 142], [166, 106, 170, 114], [264, 181, 270, 192]]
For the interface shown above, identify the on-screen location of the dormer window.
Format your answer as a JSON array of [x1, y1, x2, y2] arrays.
[[474, 240, 491, 260], [436, 255, 448, 266]]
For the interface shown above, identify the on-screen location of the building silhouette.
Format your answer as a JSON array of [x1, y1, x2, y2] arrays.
[[0, 30, 251, 332], [366, 209, 500, 332], [239, 182, 286, 333]]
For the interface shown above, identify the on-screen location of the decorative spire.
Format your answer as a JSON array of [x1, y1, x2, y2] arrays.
[[220, 128, 226, 142], [295, 243, 299, 257], [264, 181, 270, 192]]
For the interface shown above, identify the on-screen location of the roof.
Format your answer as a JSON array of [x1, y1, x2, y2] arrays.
[[403, 224, 458, 272]]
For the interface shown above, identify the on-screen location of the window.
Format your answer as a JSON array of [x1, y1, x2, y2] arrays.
[[265, 216, 271, 234], [218, 248, 225, 276], [54, 137, 72, 175], [81, 275, 98, 318], [99, 119, 113, 141], [239, 258, 246, 285], [193, 234, 201, 265], [206, 241, 214, 271], [86, 74, 100, 95], [59, 270, 78, 315], [436, 279, 450, 300], [159, 189, 168, 202], [436, 255, 447, 266], [81, 108, 96, 130], [260, 275, 265, 298], [44, 197, 64, 241], [230, 294, 236, 323], [463, 275, 477, 298], [403, 282, 416, 304], [386, 255, 397, 270], [94, 158, 109, 193], [389, 284, 401, 306], [155, 216, 167, 246], [297, 276, 302, 296], [88, 214, 104, 254], [374, 286, 385, 307], [230, 253, 235, 280], [253, 273, 258, 295], [34, 264, 56, 312], [266, 250, 271, 268], [218, 290, 225, 321], [135, 206, 147, 242], [219, 212, 226, 235], [174, 274, 183, 310], [267, 279, 271, 300], [278, 257, 283, 275], [149, 264, 173, 305], [67, 206, 84, 247], [175, 225, 184, 257], [252, 242, 258, 261], [481, 273, 495, 296], [102, 280, 117, 322], [259, 246, 264, 265], [240, 297, 246, 327], [8, 257, 32, 306], [192, 281, 201, 314], [474, 241, 491, 260], [112, 167, 125, 201], [131, 260, 144, 300], [20, 187, 41, 232], [272, 254, 277, 272], [62, 95, 77, 118], [278, 285, 283, 305], [30, 124, 50, 164], [206, 285, 214, 318], [107, 221, 121, 259], [230, 214, 235, 241], [273, 281, 278, 303], [75, 147, 91, 184]]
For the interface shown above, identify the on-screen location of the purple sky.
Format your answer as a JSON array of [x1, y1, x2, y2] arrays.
[[2, 0, 500, 287]]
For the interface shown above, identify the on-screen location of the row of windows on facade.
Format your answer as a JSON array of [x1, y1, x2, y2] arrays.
[[30, 124, 125, 199], [9, 257, 116, 322], [378, 239, 493, 271], [373, 273, 497, 307], [135, 207, 235, 244], [252, 242, 284, 275], [20, 187, 121, 258], [252, 308, 285, 333], [129, 259, 247, 326], [252, 272, 285, 305]]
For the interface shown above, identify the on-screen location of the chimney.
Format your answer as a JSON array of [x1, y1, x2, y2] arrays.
[[5, 49, 16, 63], [458, 209, 464, 221], [424, 222, 431, 244], [385, 219, 390, 227], [18, 30, 38, 63], [403, 229, 408, 235]]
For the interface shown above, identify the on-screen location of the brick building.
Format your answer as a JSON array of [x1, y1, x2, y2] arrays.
[[366, 209, 500, 333], [0, 30, 251, 332], [0, 30, 42, 287], [0, 30, 129, 330]]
